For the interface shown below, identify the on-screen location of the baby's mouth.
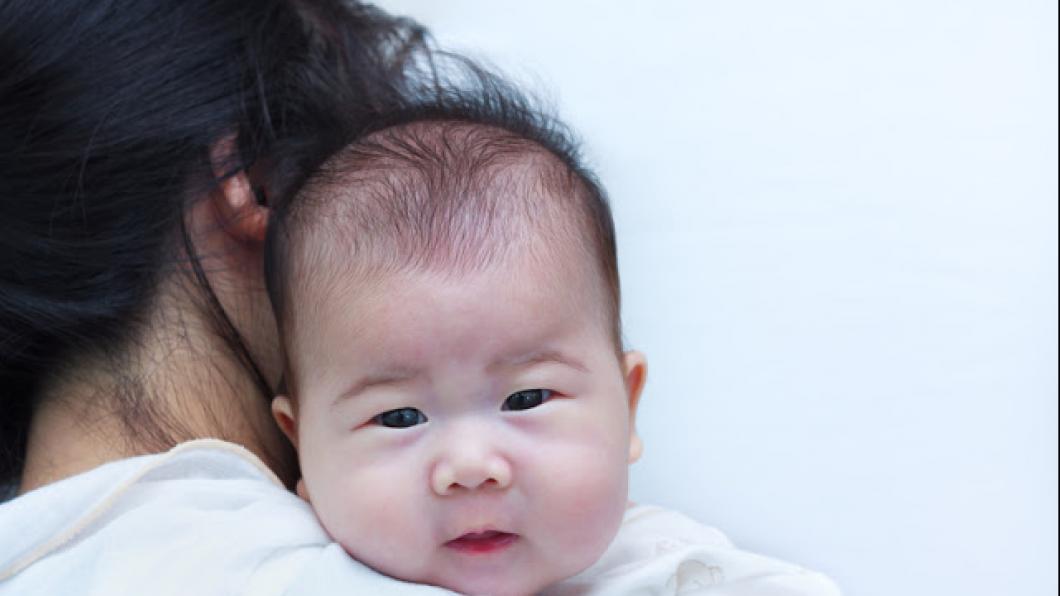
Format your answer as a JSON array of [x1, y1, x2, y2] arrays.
[[444, 530, 519, 554]]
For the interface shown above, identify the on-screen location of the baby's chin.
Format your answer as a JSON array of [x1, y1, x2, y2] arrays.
[[423, 569, 559, 596], [359, 546, 587, 596], [419, 545, 607, 596], [336, 544, 546, 596]]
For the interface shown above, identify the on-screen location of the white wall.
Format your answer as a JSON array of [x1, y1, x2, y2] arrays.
[[377, 2, 1059, 594]]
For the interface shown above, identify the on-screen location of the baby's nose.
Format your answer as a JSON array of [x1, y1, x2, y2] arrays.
[[431, 452, 512, 496]]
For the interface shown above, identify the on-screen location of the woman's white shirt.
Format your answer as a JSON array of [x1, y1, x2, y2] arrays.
[[0, 439, 454, 596]]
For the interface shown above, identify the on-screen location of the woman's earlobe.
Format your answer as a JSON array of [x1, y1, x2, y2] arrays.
[[210, 170, 269, 244], [208, 135, 269, 244]]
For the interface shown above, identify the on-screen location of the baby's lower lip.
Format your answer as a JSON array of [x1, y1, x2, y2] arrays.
[[444, 531, 519, 554]]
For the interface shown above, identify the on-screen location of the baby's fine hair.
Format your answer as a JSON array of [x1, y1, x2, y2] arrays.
[[264, 52, 622, 359]]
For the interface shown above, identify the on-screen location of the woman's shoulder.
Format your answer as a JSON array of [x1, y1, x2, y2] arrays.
[[0, 439, 454, 596], [0, 439, 317, 593]]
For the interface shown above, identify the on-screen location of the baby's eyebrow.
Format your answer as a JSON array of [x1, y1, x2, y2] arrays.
[[493, 349, 589, 374], [331, 350, 587, 407], [332, 370, 418, 407]]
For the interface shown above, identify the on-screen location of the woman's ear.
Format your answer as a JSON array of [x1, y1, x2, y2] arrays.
[[208, 134, 269, 245], [271, 395, 298, 450], [622, 351, 648, 464]]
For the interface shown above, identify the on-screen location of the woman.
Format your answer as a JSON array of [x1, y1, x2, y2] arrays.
[[0, 1, 452, 593]]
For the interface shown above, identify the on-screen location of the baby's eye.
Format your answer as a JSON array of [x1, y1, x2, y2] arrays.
[[373, 407, 428, 428], [502, 389, 553, 412]]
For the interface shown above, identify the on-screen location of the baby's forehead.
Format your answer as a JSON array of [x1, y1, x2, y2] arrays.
[[279, 231, 607, 383], [284, 240, 613, 381]]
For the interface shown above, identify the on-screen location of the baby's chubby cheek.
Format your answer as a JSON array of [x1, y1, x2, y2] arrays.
[[522, 429, 630, 578], [300, 446, 435, 580]]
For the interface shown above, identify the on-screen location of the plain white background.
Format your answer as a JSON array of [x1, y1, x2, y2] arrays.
[[378, 2, 1058, 594]]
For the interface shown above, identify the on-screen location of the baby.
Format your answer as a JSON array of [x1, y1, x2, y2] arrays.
[[263, 85, 838, 595]]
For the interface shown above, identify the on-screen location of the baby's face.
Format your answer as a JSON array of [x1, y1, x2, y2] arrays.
[[274, 249, 645, 596]]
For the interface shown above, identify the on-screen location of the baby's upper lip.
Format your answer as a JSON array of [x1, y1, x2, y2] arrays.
[[446, 525, 510, 541], [444, 528, 520, 552]]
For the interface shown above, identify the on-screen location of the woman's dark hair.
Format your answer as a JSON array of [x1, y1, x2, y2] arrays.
[[0, 0, 430, 485]]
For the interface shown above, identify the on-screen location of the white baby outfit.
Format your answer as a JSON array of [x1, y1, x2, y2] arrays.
[[0, 439, 838, 595], [547, 505, 839, 595]]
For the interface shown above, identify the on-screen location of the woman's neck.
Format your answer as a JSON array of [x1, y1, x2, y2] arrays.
[[20, 384, 129, 493], [21, 364, 290, 495], [19, 281, 295, 494]]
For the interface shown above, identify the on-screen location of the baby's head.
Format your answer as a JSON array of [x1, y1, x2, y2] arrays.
[[265, 112, 646, 595]]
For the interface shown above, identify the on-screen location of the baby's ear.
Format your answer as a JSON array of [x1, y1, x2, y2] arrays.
[[622, 351, 648, 464], [295, 478, 310, 502], [271, 395, 299, 449]]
